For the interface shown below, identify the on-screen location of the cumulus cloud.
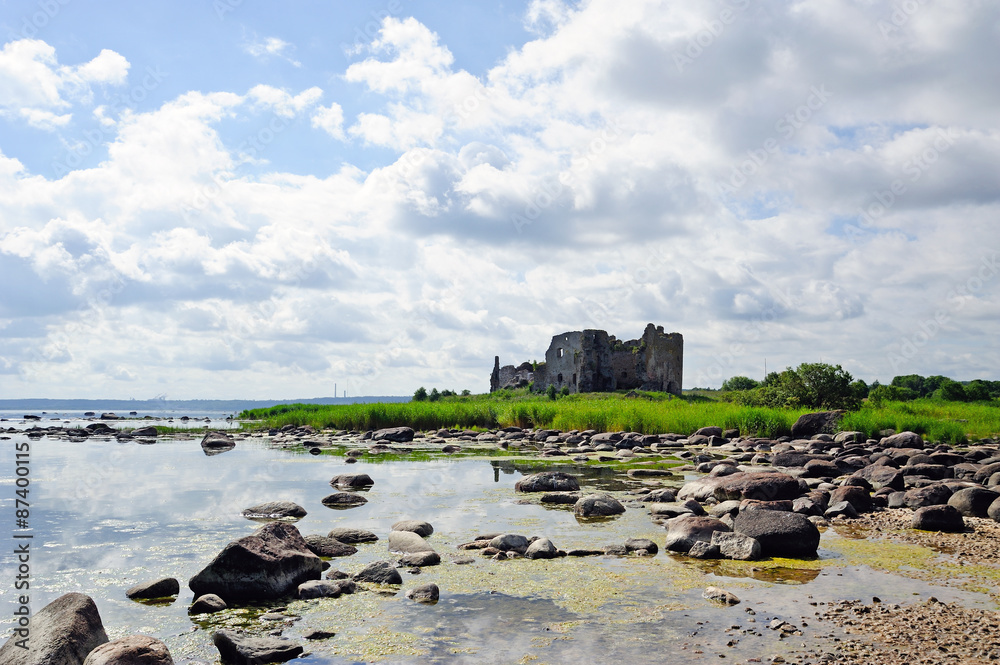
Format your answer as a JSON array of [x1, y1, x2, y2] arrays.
[[243, 36, 301, 67], [310, 103, 345, 139]]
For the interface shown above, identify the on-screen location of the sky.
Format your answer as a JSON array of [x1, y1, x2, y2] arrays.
[[0, 0, 998, 399]]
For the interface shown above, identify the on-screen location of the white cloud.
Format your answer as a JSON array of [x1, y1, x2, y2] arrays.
[[310, 103, 345, 139], [243, 36, 302, 67], [247, 84, 323, 118]]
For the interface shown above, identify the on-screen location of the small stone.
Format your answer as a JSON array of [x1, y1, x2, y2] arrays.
[[404, 583, 440, 603], [703, 586, 740, 605]]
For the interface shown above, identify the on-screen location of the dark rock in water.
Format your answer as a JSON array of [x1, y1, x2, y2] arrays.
[[790, 411, 844, 438], [354, 561, 402, 585], [824, 500, 859, 519], [515, 471, 580, 492], [687, 541, 721, 559], [297, 579, 355, 599], [624, 538, 659, 555], [189, 522, 322, 602], [0, 592, 109, 665], [303, 535, 358, 558], [540, 492, 580, 504], [733, 510, 820, 557], [327, 527, 379, 543], [399, 551, 441, 567], [189, 594, 227, 614], [131, 426, 158, 438], [391, 520, 434, 537], [388, 530, 435, 554], [242, 501, 307, 520], [710, 532, 761, 561], [643, 488, 677, 503], [330, 473, 375, 489], [694, 426, 723, 437], [405, 583, 440, 603], [712, 472, 802, 502], [904, 484, 953, 509], [126, 577, 180, 600], [201, 431, 235, 455], [912, 505, 965, 532], [664, 516, 731, 553], [304, 630, 336, 640], [212, 630, 303, 665], [83, 634, 174, 665], [372, 427, 414, 442], [829, 486, 873, 513], [880, 431, 925, 449], [321, 493, 368, 508], [573, 493, 625, 517], [566, 548, 605, 557], [489, 534, 529, 552], [948, 487, 1000, 518], [525, 537, 559, 559]]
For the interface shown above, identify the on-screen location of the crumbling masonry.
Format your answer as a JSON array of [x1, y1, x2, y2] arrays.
[[490, 324, 683, 396]]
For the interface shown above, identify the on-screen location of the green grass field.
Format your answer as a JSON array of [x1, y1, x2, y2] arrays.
[[240, 391, 1000, 443]]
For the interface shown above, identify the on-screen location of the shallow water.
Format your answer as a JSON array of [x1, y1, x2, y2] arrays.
[[0, 434, 995, 664]]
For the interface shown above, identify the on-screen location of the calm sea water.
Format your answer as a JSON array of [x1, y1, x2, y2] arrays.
[[0, 433, 993, 664]]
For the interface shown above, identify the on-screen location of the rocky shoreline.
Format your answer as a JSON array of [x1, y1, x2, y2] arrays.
[[4, 415, 1000, 664]]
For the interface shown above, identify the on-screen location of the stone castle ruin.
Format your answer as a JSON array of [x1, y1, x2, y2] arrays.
[[490, 324, 683, 396]]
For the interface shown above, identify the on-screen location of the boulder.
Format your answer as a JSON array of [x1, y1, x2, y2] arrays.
[[694, 426, 723, 437], [189, 522, 322, 602], [327, 527, 379, 543], [297, 579, 355, 599], [973, 462, 1000, 484], [405, 584, 440, 603], [643, 488, 677, 503], [354, 561, 402, 585], [398, 551, 441, 567], [712, 472, 802, 502], [321, 493, 368, 508], [703, 586, 740, 605], [912, 505, 965, 532], [828, 486, 873, 513], [131, 426, 158, 438], [303, 535, 358, 558], [947, 487, 1000, 518], [802, 459, 841, 478], [824, 500, 859, 519], [189, 594, 227, 614], [880, 431, 925, 449], [903, 484, 953, 509], [489, 534, 530, 552], [852, 466, 905, 491], [525, 537, 559, 560], [388, 530, 435, 555], [677, 476, 727, 502], [574, 493, 626, 517], [0, 593, 108, 665], [989, 496, 1000, 522], [83, 635, 173, 665], [515, 472, 580, 492], [790, 411, 844, 438], [201, 431, 235, 455], [391, 520, 434, 537], [687, 541, 721, 559], [624, 538, 659, 555], [241, 501, 307, 520], [126, 577, 180, 600], [372, 427, 414, 442], [710, 531, 761, 561], [330, 473, 375, 489], [664, 516, 731, 553], [733, 510, 820, 557], [212, 630, 302, 665]]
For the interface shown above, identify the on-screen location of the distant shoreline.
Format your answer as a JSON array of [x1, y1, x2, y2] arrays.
[[0, 396, 410, 412]]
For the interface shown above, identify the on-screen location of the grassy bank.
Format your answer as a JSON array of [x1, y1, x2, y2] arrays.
[[240, 392, 1000, 443]]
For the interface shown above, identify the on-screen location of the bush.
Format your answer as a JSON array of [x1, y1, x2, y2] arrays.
[[546, 384, 557, 400], [730, 363, 858, 410], [428, 388, 441, 402], [935, 379, 968, 402], [413, 387, 428, 402], [560, 386, 570, 397], [722, 376, 759, 391]]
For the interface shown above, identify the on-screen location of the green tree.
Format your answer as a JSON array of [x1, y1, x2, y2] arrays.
[[964, 380, 991, 401], [891, 374, 926, 395], [924, 375, 949, 395], [560, 386, 570, 397], [849, 379, 870, 400], [935, 379, 967, 402], [460, 389, 471, 396], [546, 384, 557, 400], [413, 387, 428, 401], [722, 376, 759, 391], [429, 388, 441, 402]]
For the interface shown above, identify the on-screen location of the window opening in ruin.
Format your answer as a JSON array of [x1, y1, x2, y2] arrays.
[[557, 373, 563, 384], [572, 374, 577, 387], [557, 348, 564, 358]]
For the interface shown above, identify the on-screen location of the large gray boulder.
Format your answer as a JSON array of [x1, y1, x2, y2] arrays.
[[330, 473, 375, 489], [201, 431, 235, 455], [0, 593, 108, 665], [947, 487, 1000, 518], [391, 520, 434, 537], [903, 484, 953, 509], [912, 505, 965, 532], [387, 530, 435, 554], [212, 630, 302, 665], [712, 472, 802, 502], [353, 561, 402, 585], [573, 493, 625, 517], [733, 510, 820, 557], [664, 516, 731, 553], [372, 427, 414, 442], [83, 635, 173, 665], [327, 527, 379, 543], [790, 411, 844, 438], [852, 466, 905, 491], [515, 471, 580, 492], [710, 531, 762, 561], [189, 522, 322, 602], [880, 431, 925, 449]]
